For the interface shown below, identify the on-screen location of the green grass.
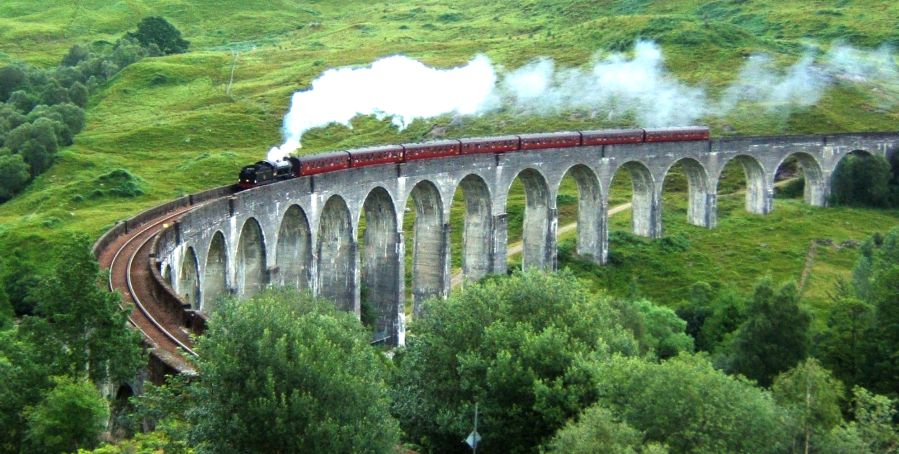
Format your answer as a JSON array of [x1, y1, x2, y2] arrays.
[[558, 194, 899, 325], [0, 0, 897, 276]]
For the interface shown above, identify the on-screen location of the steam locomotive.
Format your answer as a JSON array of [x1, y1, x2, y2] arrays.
[[237, 126, 709, 189]]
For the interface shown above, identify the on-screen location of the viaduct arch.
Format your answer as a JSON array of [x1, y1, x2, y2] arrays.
[[156, 132, 899, 346]]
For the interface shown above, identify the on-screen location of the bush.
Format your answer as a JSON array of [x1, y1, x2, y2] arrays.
[[86, 169, 147, 199]]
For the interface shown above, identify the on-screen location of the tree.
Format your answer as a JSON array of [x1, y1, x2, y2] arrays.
[[7, 90, 37, 113], [68, 82, 89, 107], [23, 376, 108, 454], [40, 80, 70, 106], [62, 44, 90, 67], [697, 285, 746, 352], [0, 149, 31, 201], [20, 235, 143, 384], [0, 65, 26, 101], [727, 278, 810, 386], [18, 139, 53, 177], [546, 404, 667, 454], [595, 354, 791, 453], [859, 227, 899, 395], [188, 289, 400, 453], [613, 298, 693, 359], [391, 271, 639, 453], [127, 17, 189, 55], [1, 249, 39, 315], [0, 284, 12, 329], [0, 329, 53, 451], [830, 154, 893, 207], [822, 387, 899, 454], [816, 290, 873, 386], [771, 358, 845, 454]]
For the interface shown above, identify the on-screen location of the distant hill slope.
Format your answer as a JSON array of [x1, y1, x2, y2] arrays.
[[0, 0, 896, 268]]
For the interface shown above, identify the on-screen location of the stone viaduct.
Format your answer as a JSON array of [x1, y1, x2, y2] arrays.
[[153, 132, 898, 346]]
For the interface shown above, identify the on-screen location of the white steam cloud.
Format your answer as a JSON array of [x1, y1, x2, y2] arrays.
[[268, 41, 898, 161], [496, 41, 707, 127], [268, 55, 497, 160]]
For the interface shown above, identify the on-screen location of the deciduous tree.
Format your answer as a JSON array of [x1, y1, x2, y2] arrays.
[[23, 376, 108, 454], [727, 278, 810, 386], [391, 271, 639, 453], [771, 358, 845, 454], [188, 289, 400, 453], [21, 235, 143, 384], [127, 17, 189, 55], [595, 354, 791, 453], [0, 150, 31, 202]]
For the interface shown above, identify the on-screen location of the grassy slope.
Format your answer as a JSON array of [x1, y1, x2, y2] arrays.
[[0, 1, 897, 305]]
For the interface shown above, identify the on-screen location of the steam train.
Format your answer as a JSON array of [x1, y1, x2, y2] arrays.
[[238, 126, 709, 189]]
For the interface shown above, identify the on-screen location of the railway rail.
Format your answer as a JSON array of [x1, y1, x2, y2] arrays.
[[95, 186, 236, 377]]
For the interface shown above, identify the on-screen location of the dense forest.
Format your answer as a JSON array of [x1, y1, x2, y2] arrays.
[[0, 1, 897, 452]]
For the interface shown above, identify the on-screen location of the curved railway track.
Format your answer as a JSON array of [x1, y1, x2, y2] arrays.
[[98, 205, 203, 374]]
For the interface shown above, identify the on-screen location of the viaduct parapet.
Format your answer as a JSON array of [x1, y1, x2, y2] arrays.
[[152, 132, 899, 346]]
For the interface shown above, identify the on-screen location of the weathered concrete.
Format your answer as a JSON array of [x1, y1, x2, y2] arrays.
[[154, 131, 899, 346]]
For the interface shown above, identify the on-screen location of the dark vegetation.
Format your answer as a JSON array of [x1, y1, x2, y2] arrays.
[[0, 229, 894, 452], [0, 237, 142, 452], [0, 17, 188, 202], [830, 153, 899, 208], [101, 253, 898, 453]]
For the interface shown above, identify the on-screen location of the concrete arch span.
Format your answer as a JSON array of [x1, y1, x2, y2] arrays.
[[719, 155, 769, 215], [318, 195, 356, 312], [406, 180, 447, 314], [662, 158, 713, 229], [559, 164, 606, 263], [276, 205, 312, 291], [508, 168, 552, 270], [177, 247, 201, 309], [359, 187, 401, 343], [454, 174, 493, 281], [202, 231, 228, 312], [612, 161, 659, 238], [774, 152, 826, 207], [236, 217, 267, 298]]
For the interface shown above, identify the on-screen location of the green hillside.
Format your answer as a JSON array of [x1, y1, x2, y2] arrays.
[[0, 0, 897, 278]]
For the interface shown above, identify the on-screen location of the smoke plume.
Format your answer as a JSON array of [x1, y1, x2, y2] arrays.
[[268, 41, 898, 160]]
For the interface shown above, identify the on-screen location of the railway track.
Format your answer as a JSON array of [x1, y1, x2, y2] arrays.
[[98, 205, 201, 374]]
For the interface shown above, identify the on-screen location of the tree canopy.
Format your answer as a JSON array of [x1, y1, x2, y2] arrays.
[[390, 270, 646, 453], [595, 354, 791, 453], [726, 278, 810, 386], [187, 289, 400, 453], [127, 17, 190, 55]]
